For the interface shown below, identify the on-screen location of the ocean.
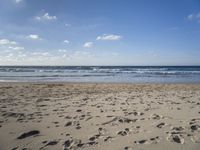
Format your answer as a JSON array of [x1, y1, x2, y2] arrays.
[[0, 66, 200, 83]]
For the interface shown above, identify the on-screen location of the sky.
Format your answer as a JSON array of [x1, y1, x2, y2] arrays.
[[0, 0, 200, 66]]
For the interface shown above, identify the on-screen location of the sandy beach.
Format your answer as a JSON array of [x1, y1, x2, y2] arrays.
[[0, 83, 200, 150]]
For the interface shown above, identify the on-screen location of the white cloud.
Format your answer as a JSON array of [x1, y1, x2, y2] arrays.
[[0, 47, 124, 65], [15, 0, 23, 3], [32, 52, 50, 56], [8, 46, 24, 51], [187, 12, 200, 22], [65, 24, 71, 27], [96, 34, 122, 41], [0, 39, 17, 45], [83, 42, 93, 48], [35, 13, 57, 21], [5, 53, 14, 58], [58, 49, 67, 53], [26, 34, 41, 40], [64, 40, 70, 44], [187, 14, 194, 20], [67, 51, 94, 60]]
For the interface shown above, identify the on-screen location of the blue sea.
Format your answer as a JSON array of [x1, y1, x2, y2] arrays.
[[0, 66, 200, 83]]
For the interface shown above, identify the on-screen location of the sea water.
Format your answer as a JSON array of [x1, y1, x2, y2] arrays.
[[0, 66, 200, 83]]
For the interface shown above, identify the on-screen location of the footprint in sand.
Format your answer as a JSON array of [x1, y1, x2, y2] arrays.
[[63, 139, 74, 149], [167, 133, 184, 144], [65, 121, 81, 129], [40, 140, 59, 150], [150, 114, 163, 120], [190, 124, 200, 132], [104, 136, 113, 142], [156, 122, 166, 128], [17, 130, 40, 139], [134, 139, 148, 144], [191, 135, 200, 143], [134, 136, 160, 144], [76, 109, 82, 112], [65, 121, 72, 126], [117, 130, 127, 136], [63, 138, 85, 149], [117, 128, 130, 136], [124, 146, 133, 150]]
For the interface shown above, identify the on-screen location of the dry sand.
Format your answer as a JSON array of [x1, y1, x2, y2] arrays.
[[0, 83, 200, 150]]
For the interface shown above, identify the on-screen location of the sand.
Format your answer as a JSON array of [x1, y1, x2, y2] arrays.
[[0, 83, 200, 150]]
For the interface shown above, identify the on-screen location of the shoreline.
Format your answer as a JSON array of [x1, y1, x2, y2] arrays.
[[1, 81, 200, 85]]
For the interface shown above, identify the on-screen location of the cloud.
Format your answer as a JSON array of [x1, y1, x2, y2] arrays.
[[83, 42, 93, 48], [0, 47, 123, 65], [0, 39, 25, 55], [32, 52, 50, 56], [58, 49, 67, 53], [0, 39, 17, 45], [0, 49, 94, 65], [96, 34, 122, 41], [35, 13, 57, 21], [65, 24, 71, 27], [70, 51, 94, 58], [64, 40, 70, 44], [187, 12, 200, 22], [26, 34, 41, 40], [8, 46, 24, 51], [187, 14, 194, 20], [15, 0, 23, 3]]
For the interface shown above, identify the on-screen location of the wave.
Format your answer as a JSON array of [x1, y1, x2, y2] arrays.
[[1, 66, 200, 76]]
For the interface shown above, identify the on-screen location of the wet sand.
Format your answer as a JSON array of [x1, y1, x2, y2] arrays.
[[0, 83, 200, 150]]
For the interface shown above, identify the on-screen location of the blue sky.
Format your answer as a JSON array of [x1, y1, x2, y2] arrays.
[[0, 0, 200, 65]]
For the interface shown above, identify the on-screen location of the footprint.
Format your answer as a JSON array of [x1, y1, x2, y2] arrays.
[[117, 128, 130, 136], [124, 146, 133, 150], [156, 122, 165, 128], [149, 136, 160, 144], [63, 137, 85, 149], [76, 125, 81, 129], [65, 121, 72, 126], [134, 139, 148, 144], [191, 135, 200, 143], [76, 109, 82, 112], [40, 140, 59, 150], [171, 126, 184, 131], [104, 136, 113, 142], [89, 134, 100, 141], [63, 139, 74, 150], [117, 130, 127, 136], [167, 134, 184, 144], [17, 130, 40, 139], [134, 136, 160, 144], [87, 141, 98, 146], [150, 114, 162, 120], [190, 124, 200, 132]]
